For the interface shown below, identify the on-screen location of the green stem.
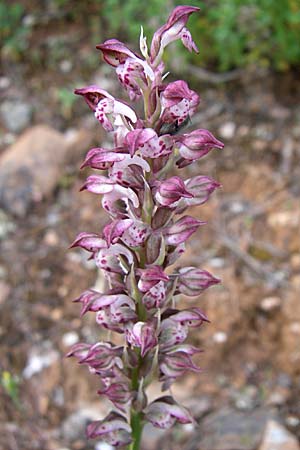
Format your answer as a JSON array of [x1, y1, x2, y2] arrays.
[[130, 411, 144, 450]]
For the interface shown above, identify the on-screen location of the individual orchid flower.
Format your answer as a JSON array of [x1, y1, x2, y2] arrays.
[[163, 215, 205, 245], [125, 321, 157, 357], [176, 266, 221, 296], [160, 80, 200, 127], [137, 265, 169, 292], [108, 153, 150, 188], [176, 129, 224, 166], [97, 38, 154, 80], [80, 147, 127, 170], [142, 280, 166, 310], [150, 5, 200, 66], [183, 175, 221, 207], [97, 380, 132, 412], [116, 58, 148, 100], [74, 85, 137, 131], [155, 175, 193, 207], [144, 396, 194, 429], [69, 232, 106, 253], [94, 242, 135, 274], [103, 219, 133, 246], [87, 411, 132, 446], [125, 128, 174, 159]]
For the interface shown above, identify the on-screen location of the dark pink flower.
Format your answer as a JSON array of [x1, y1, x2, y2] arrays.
[[70, 232, 106, 253], [176, 129, 224, 164], [125, 128, 174, 159], [74, 85, 137, 131], [103, 219, 133, 245], [155, 175, 193, 207], [150, 6, 200, 65], [161, 80, 200, 126], [80, 147, 126, 170], [137, 265, 169, 292]]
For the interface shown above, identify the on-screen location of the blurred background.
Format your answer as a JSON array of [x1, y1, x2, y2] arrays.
[[0, 1, 300, 449]]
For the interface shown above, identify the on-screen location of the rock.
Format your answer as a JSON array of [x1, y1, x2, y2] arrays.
[[0, 100, 33, 133], [233, 385, 258, 411], [22, 344, 60, 379], [259, 296, 281, 312], [0, 126, 68, 217], [0, 209, 16, 238], [0, 124, 96, 217], [258, 420, 300, 450], [219, 121, 236, 140], [185, 408, 275, 450]]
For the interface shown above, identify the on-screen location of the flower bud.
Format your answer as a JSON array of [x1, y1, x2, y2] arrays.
[[177, 266, 220, 296], [145, 395, 194, 429], [87, 411, 132, 446], [164, 216, 205, 245], [155, 176, 193, 207]]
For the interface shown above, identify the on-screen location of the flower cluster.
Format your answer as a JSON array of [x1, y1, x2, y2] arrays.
[[68, 5, 223, 448]]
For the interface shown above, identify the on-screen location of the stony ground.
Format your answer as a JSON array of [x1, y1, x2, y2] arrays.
[[0, 8, 300, 450]]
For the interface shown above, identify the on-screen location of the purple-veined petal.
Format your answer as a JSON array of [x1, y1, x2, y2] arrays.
[[161, 80, 200, 125], [177, 267, 221, 296], [150, 6, 200, 64], [121, 220, 150, 247], [80, 175, 115, 194], [164, 215, 205, 245], [70, 232, 106, 252], [125, 321, 157, 357], [125, 128, 156, 156], [81, 147, 126, 170], [103, 219, 133, 245], [142, 280, 166, 309], [137, 266, 169, 293], [140, 133, 174, 159], [155, 175, 193, 207], [145, 396, 194, 429], [87, 411, 132, 446], [176, 129, 224, 161], [183, 176, 221, 207]]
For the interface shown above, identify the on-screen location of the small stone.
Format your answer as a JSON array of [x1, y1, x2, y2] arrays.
[[0, 101, 33, 133], [0, 126, 68, 217], [0, 77, 11, 90], [213, 331, 228, 344], [260, 296, 281, 312], [291, 254, 300, 270], [59, 60, 73, 73], [23, 346, 59, 378], [44, 230, 59, 246], [95, 444, 114, 450], [0, 209, 16, 239], [0, 281, 10, 305], [267, 387, 290, 406], [187, 407, 275, 450], [219, 121, 236, 140], [234, 385, 258, 411], [62, 331, 79, 347], [258, 420, 300, 450], [285, 416, 300, 428]]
